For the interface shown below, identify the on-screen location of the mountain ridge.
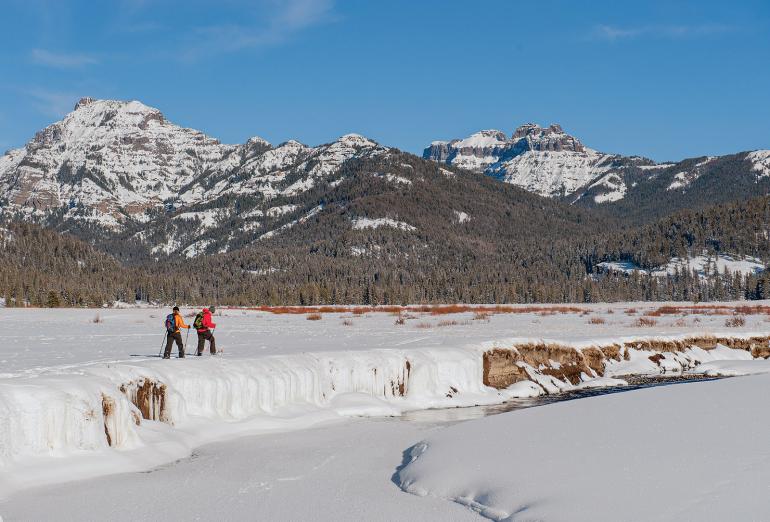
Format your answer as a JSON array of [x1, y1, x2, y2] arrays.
[[2, 98, 769, 264], [424, 123, 770, 212]]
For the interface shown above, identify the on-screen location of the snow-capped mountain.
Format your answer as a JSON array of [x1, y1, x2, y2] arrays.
[[0, 98, 388, 255], [0, 98, 238, 228], [424, 123, 645, 197], [424, 124, 770, 207], [3, 100, 770, 259]]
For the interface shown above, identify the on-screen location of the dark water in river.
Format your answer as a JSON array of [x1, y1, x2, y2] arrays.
[[399, 375, 722, 424]]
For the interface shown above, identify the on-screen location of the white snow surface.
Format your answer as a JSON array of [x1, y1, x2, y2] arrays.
[[589, 172, 627, 203], [454, 130, 508, 150], [494, 149, 612, 197], [598, 253, 765, 279], [692, 358, 770, 376], [351, 217, 416, 231], [454, 210, 471, 223], [1, 302, 770, 512], [397, 369, 770, 521], [266, 204, 298, 217], [748, 150, 770, 178]]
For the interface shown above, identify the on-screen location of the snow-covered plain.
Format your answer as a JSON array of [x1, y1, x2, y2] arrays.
[[396, 372, 770, 521], [1, 302, 770, 520]]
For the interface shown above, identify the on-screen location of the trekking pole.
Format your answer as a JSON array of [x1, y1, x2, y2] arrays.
[[158, 330, 166, 358], [184, 327, 191, 356]]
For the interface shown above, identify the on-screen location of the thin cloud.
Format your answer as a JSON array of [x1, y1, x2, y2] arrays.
[[27, 89, 81, 118], [181, 0, 335, 61], [592, 23, 736, 41], [31, 49, 99, 68]]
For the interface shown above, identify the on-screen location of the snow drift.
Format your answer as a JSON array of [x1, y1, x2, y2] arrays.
[[396, 370, 770, 521]]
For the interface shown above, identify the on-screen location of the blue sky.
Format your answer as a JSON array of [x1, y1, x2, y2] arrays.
[[0, 0, 768, 161]]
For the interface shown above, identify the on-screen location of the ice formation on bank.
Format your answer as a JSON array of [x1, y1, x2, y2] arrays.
[[1, 326, 769, 498]]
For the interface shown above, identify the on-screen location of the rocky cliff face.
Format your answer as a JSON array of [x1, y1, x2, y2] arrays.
[[511, 123, 585, 153], [423, 123, 633, 197], [425, 122, 770, 206]]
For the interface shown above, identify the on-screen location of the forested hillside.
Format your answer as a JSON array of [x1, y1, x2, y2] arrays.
[[3, 194, 769, 307], [2, 98, 768, 306]]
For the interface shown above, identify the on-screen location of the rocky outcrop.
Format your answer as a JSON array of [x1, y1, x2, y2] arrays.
[[511, 123, 585, 153], [423, 123, 633, 197]]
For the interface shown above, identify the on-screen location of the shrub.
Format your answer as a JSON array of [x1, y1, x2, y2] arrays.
[[588, 317, 606, 325], [394, 316, 406, 325], [625, 308, 637, 315], [92, 313, 103, 324], [306, 313, 322, 321], [725, 316, 746, 328], [415, 322, 433, 329], [437, 320, 458, 327], [473, 312, 491, 321], [341, 319, 353, 326], [633, 317, 657, 327]]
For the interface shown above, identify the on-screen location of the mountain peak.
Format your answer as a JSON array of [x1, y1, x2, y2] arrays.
[[71, 97, 158, 114], [74, 97, 96, 110], [512, 123, 565, 139], [336, 133, 378, 148], [246, 136, 271, 147], [454, 130, 508, 149], [511, 123, 584, 153], [423, 122, 600, 195]]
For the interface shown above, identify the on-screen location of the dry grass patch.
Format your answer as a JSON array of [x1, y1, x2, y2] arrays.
[[648, 353, 665, 365], [646, 304, 770, 317], [341, 319, 353, 326], [473, 312, 491, 321], [588, 317, 606, 325], [633, 317, 658, 327], [243, 304, 585, 316], [306, 313, 322, 321]]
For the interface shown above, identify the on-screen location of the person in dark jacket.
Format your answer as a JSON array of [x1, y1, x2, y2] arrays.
[[164, 306, 191, 359], [196, 306, 217, 355]]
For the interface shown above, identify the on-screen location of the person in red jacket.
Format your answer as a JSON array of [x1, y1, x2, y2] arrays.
[[195, 306, 217, 355]]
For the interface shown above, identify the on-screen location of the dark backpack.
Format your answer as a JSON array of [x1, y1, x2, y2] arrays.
[[165, 313, 176, 333], [193, 312, 204, 330]]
